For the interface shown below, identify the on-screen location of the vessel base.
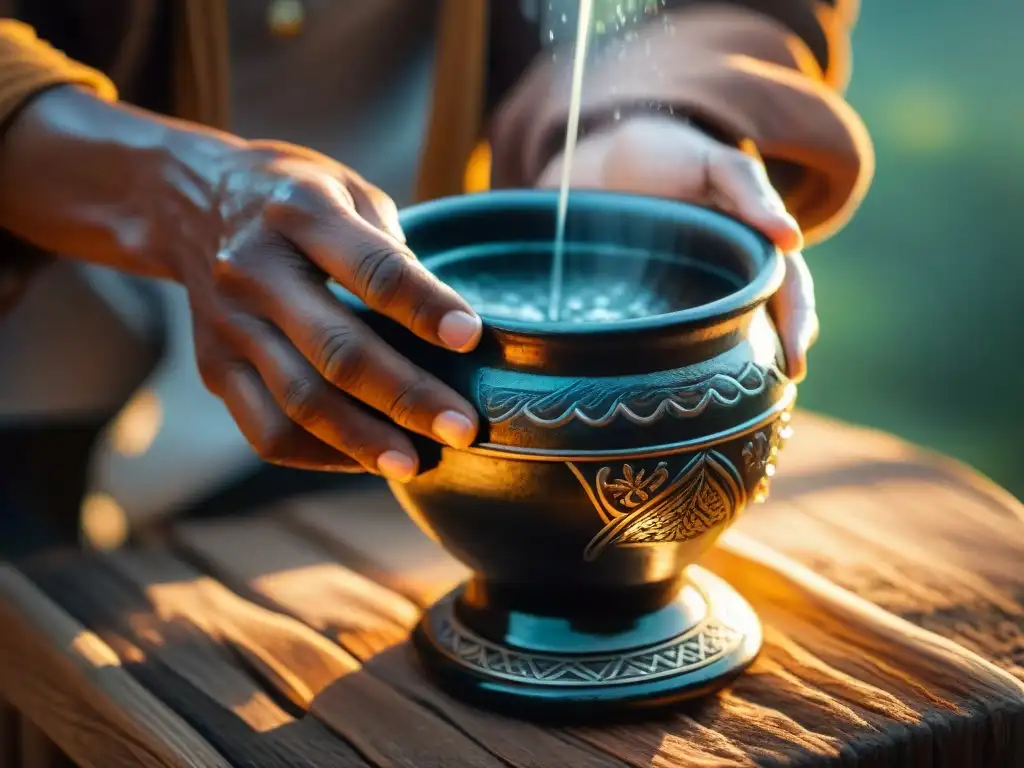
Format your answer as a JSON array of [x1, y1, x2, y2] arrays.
[[412, 565, 762, 719]]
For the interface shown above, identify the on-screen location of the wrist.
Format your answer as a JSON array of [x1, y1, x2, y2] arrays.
[[0, 85, 242, 281]]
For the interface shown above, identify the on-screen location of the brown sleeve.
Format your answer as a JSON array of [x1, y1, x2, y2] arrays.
[[0, 19, 118, 314], [490, 1, 873, 245], [0, 19, 117, 130]]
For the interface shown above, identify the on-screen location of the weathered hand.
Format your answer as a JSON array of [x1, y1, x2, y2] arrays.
[[176, 140, 482, 479], [538, 115, 818, 382]]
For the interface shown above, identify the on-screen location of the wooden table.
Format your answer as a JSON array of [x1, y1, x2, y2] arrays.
[[1, 412, 1022, 767]]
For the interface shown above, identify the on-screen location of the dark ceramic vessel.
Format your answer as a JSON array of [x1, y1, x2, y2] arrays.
[[337, 189, 796, 717]]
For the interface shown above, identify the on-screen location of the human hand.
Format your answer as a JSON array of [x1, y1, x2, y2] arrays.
[[537, 115, 818, 382], [174, 141, 482, 480]]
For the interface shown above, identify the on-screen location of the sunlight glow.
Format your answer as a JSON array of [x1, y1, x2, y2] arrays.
[[880, 83, 959, 154], [80, 493, 128, 550], [463, 141, 492, 193], [109, 388, 163, 457]]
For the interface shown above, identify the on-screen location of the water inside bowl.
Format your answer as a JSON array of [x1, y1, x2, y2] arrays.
[[429, 242, 744, 325]]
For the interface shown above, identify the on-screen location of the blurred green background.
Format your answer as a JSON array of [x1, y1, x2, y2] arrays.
[[798, 1, 1023, 498]]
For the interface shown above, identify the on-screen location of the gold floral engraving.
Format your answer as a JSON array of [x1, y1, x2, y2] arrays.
[[743, 409, 793, 504], [427, 592, 743, 687], [603, 463, 669, 508], [569, 452, 747, 561]]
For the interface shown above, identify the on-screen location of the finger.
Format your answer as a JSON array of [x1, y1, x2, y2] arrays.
[[266, 178, 483, 353], [768, 250, 819, 383], [214, 235, 480, 449], [219, 362, 363, 473], [229, 315, 421, 481], [708, 147, 804, 252], [280, 280, 480, 449]]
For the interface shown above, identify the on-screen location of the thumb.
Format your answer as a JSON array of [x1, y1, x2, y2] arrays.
[[768, 250, 819, 383], [709, 146, 804, 253]]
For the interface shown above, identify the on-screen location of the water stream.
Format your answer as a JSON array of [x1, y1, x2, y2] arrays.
[[547, 0, 595, 322]]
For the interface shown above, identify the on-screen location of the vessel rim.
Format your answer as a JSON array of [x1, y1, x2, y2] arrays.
[[399, 189, 786, 338]]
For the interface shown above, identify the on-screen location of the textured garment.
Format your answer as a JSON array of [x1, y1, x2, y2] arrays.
[[0, 0, 870, 234]]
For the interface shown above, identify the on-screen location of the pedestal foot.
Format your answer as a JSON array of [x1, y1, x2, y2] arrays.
[[412, 565, 762, 718]]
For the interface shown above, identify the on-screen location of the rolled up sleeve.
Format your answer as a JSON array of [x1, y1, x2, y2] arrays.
[[491, 0, 873, 245]]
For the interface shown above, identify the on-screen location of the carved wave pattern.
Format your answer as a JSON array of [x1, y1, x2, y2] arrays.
[[570, 452, 747, 561], [479, 362, 780, 428], [429, 594, 743, 686]]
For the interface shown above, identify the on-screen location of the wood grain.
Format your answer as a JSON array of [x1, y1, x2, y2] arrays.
[[173, 516, 626, 768], [0, 565, 229, 768], [25, 547, 527, 768], [21, 553, 369, 768], [739, 412, 1024, 682]]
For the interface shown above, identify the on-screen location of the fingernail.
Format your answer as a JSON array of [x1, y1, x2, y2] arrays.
[[432, 410, 477, 449], [438, 310, 482, 352], [377, 450, 417, 482]]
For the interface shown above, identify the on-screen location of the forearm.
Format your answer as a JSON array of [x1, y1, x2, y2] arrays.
[[491, 2, 873, 244], [0, 85, 242, 281]]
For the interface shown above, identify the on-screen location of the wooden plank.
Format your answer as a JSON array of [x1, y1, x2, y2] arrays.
[[769, 412, 1024, 522], [269, 439, 1024, 766], [739, 412, 1024, 681], [0, 564, 229, 768], [21, 553, 368, 768], [27, 548, 516, 768], [173, 517, 625, 768]]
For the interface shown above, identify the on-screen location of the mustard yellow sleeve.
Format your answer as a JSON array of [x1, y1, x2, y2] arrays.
[[0, 19, 117, 130]]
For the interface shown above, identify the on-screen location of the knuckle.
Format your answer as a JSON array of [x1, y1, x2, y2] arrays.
[[195, 339, 239, 397], [354, 246, 411, 309], [262, 178, 329, 230], [728, 152, 770, 185], [406, 287, 437, 332], [310, 324, 369, 389], [211, 245, 249, 291], [213, 238, 310, 303], [338, 436, 379, 466], [254, 423, 298, 464], [197, 355, 231, 396], [385, 380, 434, 426], [197, 359, 225, 396], [212, 240, 267, 294], [280, 376, 325, 425], [276, 176, 323, 208], [722, 149, 758, 174]]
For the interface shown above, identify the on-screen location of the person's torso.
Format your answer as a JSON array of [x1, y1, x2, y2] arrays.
[[227, 0, 439, 207]]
